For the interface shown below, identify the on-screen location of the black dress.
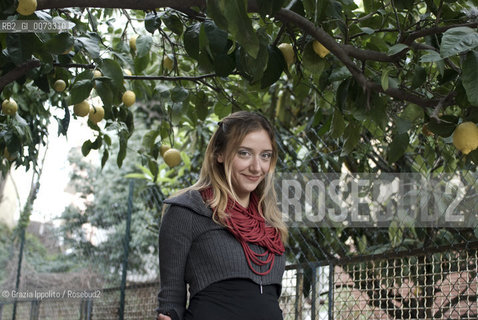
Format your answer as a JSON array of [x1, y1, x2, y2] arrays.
[[183, 278, 283, 320]]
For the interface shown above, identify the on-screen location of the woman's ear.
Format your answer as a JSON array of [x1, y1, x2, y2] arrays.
[[217, 153, 224, 163]]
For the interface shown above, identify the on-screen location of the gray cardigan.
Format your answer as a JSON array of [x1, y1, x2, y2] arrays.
[[157, 189, 286, 319]]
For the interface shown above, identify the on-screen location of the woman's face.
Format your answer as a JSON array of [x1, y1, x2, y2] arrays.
[[219, 129, 273, 206]]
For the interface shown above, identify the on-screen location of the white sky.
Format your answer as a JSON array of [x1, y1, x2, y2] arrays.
[[11, 107, 97, 223]]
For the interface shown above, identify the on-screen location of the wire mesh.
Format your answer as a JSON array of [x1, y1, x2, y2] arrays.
[[333, 246, 478, 319]]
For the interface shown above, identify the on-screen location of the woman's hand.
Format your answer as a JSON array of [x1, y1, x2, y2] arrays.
[[157, 313, 172, 320]]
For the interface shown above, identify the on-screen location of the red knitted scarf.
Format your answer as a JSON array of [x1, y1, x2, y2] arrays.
[[200, 187, 285, 276]]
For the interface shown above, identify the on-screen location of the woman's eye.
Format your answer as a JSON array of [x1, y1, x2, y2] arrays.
[[261, 153, 272, 159], [238, 150, 251, 157]]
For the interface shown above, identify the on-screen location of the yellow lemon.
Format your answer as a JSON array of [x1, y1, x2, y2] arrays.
[[53, 79, 66, 92], [93, 70, 102, 78], [122, 90, 136, 107], [452, 121, 478, 155], [2, 99, 18, 116], [129, 35, 138, 51], [73, 100, 90, 117], [159, 145, 170, 157], [278, 43, 295, 67], [89, 105, 105, 124], [163, 148, 181, 167], [16, 0, 37, 16], [312, 40, 330, 58], [163, 56, 174, 71]]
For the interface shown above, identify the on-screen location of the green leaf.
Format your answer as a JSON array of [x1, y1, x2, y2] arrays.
[[194, 91, 209, 121], [440, 27, 478, 58], [329, 66, 352, 82], [336, 79, 350, 110], [302, 40, 326, 74], [214, 101, 232, 119], [235, 29, 269, 83], [411, 66, 427, 89], [256, 0, 286, 18], [395, 117, 413, 134], [205, 0, 229, 31], [400, 104, 424, 123], [44, 32, 75, 55], [387, 133, 409, 163], [381, 69, 390, 91], [387, 43, 408, 56], [134, 54, 150, 74], [95, 80, 114, 115], [204, 20, 228, 56], [183, 23, 201, 59], [462, 51, 478, 106], [136, 34, 153, 58], [342, 122, 360, 155], [104, 134, 112, 146], [117, 129, 128, 168], [99, 59, 124, 90], [34, 74, 50, 93], [101, 149, 109, 168], [359, 27, 375, 35], [213, 53, 236, 77], [148, 159, 159, 181], [419, 50, 442, 63], [124, 173, 148, 179], [260, 45, 285, 89], [81, 140, 92, 156], [427, 115, 458, 137], [91, 135, 103, 150], [69, 79, 93, 105], [162, 12, 184, 35], [388, 221, 403, 248], [145, 12, 162, 34], [330, 109, 345, 139], [469, 149, 478, 165], [170, 87, 189, 102], [142, 130, 160, 150], [6, 33, 36, 65], [207, 0, 260, 58], [77, 33, 100, 59]]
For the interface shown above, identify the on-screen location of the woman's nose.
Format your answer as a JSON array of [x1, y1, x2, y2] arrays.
[[250, 156, 261, 172]]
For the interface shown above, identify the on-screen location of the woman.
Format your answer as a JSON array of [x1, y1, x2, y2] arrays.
[[156, 111, 288, 320]]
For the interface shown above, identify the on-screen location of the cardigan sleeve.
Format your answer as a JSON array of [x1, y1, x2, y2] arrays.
[[157, 204, 193, 320]]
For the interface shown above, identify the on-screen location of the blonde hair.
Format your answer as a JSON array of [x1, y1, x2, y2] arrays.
[[169, 111, 288, 243]]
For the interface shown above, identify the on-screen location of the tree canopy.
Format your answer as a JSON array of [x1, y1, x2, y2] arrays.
[[1, 0, 478, 176]]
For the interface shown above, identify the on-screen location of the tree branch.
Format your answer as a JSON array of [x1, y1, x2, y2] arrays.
[[0, 60, 41, 93], [37, 0, 205, 11], [36, 0, 474, 110], [124, 74, 219, 81], [274, 9, 368, 89], [404, 21, 478, 45]]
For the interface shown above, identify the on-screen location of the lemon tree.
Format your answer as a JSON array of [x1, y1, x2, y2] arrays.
[[1, 0, 478, 176]]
